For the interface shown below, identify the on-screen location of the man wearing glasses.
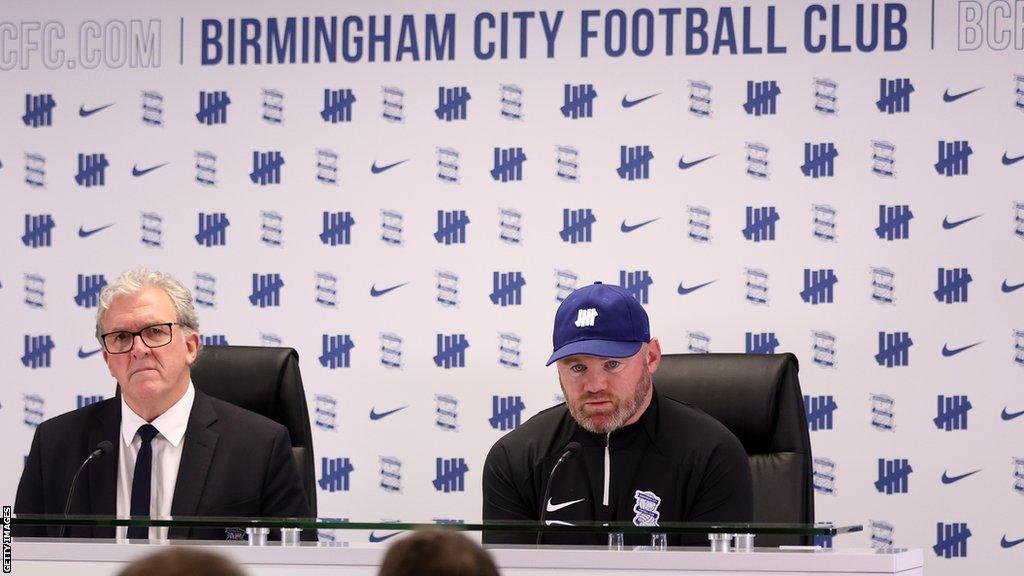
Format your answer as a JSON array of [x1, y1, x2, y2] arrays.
[[14, 268, 310, 540]]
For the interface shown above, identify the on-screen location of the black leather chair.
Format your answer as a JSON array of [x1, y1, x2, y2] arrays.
[[653, 353, 813, 546], [190, 345, 317, 517]]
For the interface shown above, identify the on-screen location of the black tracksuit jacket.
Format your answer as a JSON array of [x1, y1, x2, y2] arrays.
[[482, 388, 753, 545]]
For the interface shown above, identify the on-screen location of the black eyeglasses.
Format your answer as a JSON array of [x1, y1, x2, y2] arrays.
[[100, 323, 179, 354]]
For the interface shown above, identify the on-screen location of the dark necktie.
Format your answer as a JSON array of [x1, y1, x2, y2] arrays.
[[128, 424, 159, 539]]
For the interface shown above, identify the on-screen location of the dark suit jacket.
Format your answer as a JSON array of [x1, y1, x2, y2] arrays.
[[14, 389, 312, 540]]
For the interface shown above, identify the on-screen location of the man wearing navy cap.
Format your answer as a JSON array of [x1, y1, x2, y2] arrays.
[[482, 282, 753, 544]]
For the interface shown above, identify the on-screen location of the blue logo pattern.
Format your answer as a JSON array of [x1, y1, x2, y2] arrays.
[[23, 94, 56, 127], [8, 22, 1020, 574]]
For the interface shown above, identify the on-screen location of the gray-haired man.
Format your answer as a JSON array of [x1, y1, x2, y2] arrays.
[[15, 268, 310, 539]]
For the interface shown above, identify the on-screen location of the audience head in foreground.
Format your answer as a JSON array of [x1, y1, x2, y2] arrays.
[[118, 548, 246, 576], [379, 528, 500, 576]]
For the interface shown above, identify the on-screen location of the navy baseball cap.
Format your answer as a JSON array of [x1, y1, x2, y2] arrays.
[[546, 282, 650, 366]]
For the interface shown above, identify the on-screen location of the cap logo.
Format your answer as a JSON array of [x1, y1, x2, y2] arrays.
[[574, 308, 598, 328]]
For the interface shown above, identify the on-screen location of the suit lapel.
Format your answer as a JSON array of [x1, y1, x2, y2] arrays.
[[169, 391, 219, 539], [87, 399, 120, 538]]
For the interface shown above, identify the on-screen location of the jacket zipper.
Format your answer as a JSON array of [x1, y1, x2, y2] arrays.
[[603, 432, 611, 506]]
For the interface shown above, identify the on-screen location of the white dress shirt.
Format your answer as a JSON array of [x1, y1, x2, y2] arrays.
[[116, 382, 194, 541]]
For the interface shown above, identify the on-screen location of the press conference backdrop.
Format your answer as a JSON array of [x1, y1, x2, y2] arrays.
[[2, 0, 1022, 573]]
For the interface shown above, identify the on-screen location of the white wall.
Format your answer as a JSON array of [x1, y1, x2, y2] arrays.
[[3, 2, 1022, 574]]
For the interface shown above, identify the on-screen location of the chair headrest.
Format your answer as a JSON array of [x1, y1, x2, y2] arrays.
[[653, 353, 801, 454], [190, 345, 298, 417]]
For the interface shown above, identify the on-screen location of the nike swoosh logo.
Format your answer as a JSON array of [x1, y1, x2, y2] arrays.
[[1002, 280, 1024, 293], [131, 162, 168, 177], [620, 218, 659, 233], [1002, 407, 1024, 421], [941, 469, 982, 484], [370, 282, 408, 298], [370, 159, 408, 174], [621, 93, 660, 108], [79, 103, 114, 117], [369, 531, 401, 543], [942, 214, 982, 230], [369, 406, 407, 421], [78, 223, 115, 238], [77, 346, 102, 359], [942, 87, 982, 103], [546, 498, 585, 513], [677, 280, 716, 295], [1001, 535, 1024, 548], [941, 341, 982, 357], [1002, 152, 1024, 166], [678, 154, 716, 170]]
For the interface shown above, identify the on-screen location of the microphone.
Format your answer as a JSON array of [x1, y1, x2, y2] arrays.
[[59, 440, 114, 538], [537, 441, 582, 545]]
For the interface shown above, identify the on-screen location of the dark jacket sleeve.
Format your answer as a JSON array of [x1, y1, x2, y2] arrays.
[[260, 426, 316, 541], [481, 440, 537, 544], [260, 425, 311, 518], [687, 433, 754, 523], [13, 427, 47, 537]]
